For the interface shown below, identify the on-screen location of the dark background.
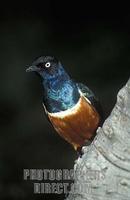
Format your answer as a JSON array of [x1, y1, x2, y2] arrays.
[[0, 2, 130, 200]]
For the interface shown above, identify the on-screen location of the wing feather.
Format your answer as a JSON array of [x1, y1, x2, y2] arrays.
[[77, 83, 103, 122]]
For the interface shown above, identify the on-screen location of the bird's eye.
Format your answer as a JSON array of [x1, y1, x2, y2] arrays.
[[45, 62, 51, 68]]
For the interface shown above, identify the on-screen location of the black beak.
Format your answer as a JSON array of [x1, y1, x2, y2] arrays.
[[26, 65, 38, 72]]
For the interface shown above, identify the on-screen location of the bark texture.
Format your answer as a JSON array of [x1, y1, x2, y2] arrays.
[[66, 79, 130, 200]]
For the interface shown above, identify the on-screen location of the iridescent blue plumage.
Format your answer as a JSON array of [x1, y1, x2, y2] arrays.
[[43, 79, 80, 112]]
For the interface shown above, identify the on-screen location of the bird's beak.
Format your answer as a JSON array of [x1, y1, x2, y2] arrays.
[[26, 65, 38, 72]]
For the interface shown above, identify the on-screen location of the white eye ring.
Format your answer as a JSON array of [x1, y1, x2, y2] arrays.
[[45, 62, 51, 68]]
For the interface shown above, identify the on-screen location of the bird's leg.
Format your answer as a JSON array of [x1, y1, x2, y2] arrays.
[[76, 138, 94, 157], [77, 146, 83, 157]]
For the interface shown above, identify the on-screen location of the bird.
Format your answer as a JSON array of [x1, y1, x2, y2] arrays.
[[26, 56, 102, 152]]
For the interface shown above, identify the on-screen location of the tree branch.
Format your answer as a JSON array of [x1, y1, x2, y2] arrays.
[[66, 78, 130, 200]]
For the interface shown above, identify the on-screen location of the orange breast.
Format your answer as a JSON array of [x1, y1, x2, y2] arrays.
[[47, 96, 100, 151]]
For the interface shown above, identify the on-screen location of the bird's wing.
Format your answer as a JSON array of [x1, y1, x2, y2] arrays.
[[77, 83, 103, 120]]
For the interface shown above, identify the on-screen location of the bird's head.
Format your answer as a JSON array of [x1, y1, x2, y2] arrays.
[[26, 55, 80, 112], [26, 56, 67, 81]]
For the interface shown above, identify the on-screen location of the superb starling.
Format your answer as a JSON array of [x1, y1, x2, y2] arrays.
[[26, 56, 102, 151]]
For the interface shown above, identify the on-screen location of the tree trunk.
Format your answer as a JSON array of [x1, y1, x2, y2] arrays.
[[66, 78, 130, 200]]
